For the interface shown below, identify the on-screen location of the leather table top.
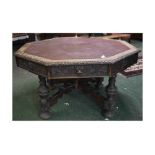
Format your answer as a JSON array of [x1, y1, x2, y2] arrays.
[[24, 37, 130, 60], [16, 37, 139, 66]]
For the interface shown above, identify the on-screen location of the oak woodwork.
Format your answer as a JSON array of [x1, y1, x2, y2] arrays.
[[15, 37, 140, 119]]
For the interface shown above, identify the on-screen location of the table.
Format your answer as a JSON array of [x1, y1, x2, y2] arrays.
[[15, 37, 140, 119]]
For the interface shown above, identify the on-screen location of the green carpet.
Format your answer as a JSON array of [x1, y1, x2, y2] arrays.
[[13, 40, 142, 121]]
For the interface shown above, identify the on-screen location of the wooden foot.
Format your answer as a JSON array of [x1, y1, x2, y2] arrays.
[[38, 75, 50, 119], [102, 75, 117, 118]]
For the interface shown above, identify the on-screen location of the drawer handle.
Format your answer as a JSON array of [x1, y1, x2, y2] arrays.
[[76, 69, 83, 74]]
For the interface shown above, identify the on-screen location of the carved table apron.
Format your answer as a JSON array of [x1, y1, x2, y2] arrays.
[[15, 37, 140, 119]]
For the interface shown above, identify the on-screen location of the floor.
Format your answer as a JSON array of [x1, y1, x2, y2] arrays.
[[13, 39, 142, 121]]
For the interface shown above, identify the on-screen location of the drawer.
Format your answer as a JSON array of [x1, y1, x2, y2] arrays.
[[50, 64, 108, 78], [16, 58, 48, 76]]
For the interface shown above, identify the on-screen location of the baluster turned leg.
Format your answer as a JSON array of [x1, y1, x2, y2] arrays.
[[102, 75, 117, 118], [38, 75, 50, 119]]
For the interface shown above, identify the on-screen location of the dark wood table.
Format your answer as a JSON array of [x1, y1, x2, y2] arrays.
[[15, 37, 140, 119]]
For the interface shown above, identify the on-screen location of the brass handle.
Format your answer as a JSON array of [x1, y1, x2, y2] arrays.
[[76, 69, 82, 74]]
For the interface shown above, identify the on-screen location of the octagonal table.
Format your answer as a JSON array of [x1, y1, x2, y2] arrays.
[[15, 37, 140, 119]]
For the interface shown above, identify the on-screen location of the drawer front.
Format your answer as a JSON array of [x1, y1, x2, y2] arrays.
[[111, 53, 138, 74], [16, 57, 48, 76], [50, 64, 108, 78]]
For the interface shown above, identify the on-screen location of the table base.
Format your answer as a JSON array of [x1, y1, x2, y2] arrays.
[[38, 75, 117, 120]]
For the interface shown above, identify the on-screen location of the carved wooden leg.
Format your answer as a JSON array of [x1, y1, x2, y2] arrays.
[[38, 75, 50, 119], [95, 78, 104, 89], [102, 75, 117, 118]]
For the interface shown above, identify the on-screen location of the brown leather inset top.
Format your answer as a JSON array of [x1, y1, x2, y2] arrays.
[[25, 37, 130, 60]]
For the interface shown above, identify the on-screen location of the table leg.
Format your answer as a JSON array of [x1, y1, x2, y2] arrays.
[[102, 75, 117, 118], [38, 75, 50, 119], [95, 77, 104, 89]]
